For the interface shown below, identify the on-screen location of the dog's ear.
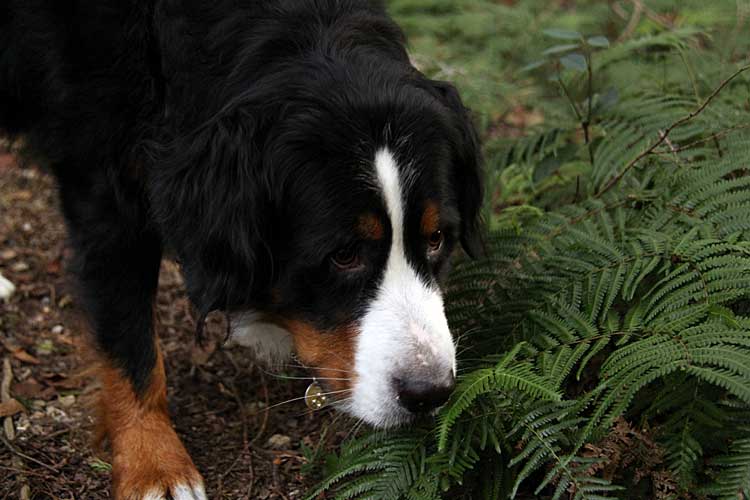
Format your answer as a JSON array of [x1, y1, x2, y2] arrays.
[[146, 106, 275, 314], [428, 80, 485, 259]]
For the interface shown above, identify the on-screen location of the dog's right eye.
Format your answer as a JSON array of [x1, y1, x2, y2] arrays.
[[331, 245, 362, 271]]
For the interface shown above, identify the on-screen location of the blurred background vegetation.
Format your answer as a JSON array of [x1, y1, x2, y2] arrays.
[[307, 1, 750, 499], [391, 0, 749, 215]]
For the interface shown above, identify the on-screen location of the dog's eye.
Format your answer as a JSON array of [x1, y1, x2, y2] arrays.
[[331, 246, 362, 271], [428, 230, 444, 254]]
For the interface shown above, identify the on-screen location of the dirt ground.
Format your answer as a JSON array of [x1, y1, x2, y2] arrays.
[[0, 151, 350, 499]]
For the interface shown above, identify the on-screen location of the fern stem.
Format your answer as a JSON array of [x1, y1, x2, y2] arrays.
[[583, 50, 595, 167]]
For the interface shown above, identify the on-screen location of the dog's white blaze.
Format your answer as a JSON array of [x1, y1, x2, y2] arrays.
[[349, 148, 456, 427]]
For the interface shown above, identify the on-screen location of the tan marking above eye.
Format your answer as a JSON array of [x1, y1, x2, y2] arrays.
[[280, 319, 358, 393], [421, 201, 440, 237], [358, 213, 385, 240]]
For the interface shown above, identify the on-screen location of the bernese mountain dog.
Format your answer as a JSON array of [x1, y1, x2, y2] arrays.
[[0, 1, 484, 498]]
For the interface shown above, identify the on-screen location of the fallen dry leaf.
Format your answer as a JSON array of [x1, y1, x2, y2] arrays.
[[12, 348, 41, 365], [41, 372, 85, 390], [13, 378, 56, 400], [46, 258, 62, 275], [10, 190, 32, 201], [0, 398, 25, 417], [190, 338, 217, 366], [0, 249, 17, 260]]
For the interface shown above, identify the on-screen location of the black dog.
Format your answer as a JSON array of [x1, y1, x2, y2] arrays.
[[0, 1, 483, 497]]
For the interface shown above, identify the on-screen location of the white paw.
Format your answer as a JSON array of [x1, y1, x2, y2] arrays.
[[0, 273, 15, 301], [142, 481, 207, 500]]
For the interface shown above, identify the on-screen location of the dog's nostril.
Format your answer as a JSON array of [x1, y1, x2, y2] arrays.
[[394, 372, 456, 414]]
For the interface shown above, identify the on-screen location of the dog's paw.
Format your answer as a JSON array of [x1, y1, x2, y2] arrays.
[[111, 420, 207, 500], [0, 273, 15, 301], [140, 481, 207, 500], [113, 451, 206, 500], [116, 472, 206, 500]]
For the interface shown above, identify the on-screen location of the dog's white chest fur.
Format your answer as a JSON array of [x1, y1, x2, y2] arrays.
[[227, 311, 294, 362]]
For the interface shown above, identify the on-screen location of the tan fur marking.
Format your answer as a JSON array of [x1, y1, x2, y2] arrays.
[[282, 320, 357, 393], [421, 201, 440, 237], [358, 213, 385, 240], [97, 346, 202, 499]]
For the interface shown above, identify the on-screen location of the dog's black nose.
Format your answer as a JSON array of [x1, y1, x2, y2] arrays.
[[394, 372, 455, 414]]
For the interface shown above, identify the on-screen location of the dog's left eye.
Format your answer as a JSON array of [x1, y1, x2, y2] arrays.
[[331, 246, 362, 271], [427, 230, 444, 254]]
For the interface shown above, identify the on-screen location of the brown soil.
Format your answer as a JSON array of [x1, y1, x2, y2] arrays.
[[0, 152, 351, 499]]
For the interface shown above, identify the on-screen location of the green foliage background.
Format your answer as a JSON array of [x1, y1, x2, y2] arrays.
[[309, 1, 750, 498]]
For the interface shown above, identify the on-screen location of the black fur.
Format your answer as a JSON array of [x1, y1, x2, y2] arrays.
[[1, 0, 483, 393]]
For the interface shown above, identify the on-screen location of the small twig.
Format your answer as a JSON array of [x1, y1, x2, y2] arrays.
[[658, 129, 683, 167], [215, 351, 249, 497], [2, 357, 15, 441], [1, 358, 31, 500], [660, 130, 677, 154], [712, 134, 725, 158], [557, 75, 583, 122], [616, 0, 644, 42], [273, 485, 291, 500], [249, 368, 270, 446], [216, 445, 250, 497], [637, 0, 675, 30], [596, 64, 750, 197], [0, 465, 51, 478], [729, 1, 749, 63], [557, 72, 589, 202], [650, 124, 750, 154], [246, 451, 256, 497], [1, 437, 59, 473], [582, 50, 596, 169]]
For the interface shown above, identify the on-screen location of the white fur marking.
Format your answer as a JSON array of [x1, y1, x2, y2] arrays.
[[348, 148, 456, 428], [0, 272, 15, 301], [142, 481, 206, 500], [227, 311, 293, 363], [171, 484, 195, 500], [192, 483, 208, 500], [142, 491, 163, 500]]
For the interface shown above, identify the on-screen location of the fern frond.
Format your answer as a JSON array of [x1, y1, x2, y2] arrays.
[[702, 430, 750, 499], [437, 344, 560, 451]]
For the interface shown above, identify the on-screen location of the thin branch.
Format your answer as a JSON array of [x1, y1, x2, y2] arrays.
[[557, 74, 583, 122], [615, 0, 644, 42], [650, 124, 750, 154], [1, 437, 59, 474], [583, 51, 596, 168], [595, 64, 750, 197]]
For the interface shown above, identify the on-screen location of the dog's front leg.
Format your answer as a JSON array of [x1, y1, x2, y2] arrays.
[[98, 345, 206, 500], [59, 178, 206, 499]]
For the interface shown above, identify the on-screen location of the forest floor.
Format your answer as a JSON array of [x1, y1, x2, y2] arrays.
[[0, 151, 351, 499]]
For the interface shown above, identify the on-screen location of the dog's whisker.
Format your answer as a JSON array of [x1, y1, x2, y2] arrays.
[[292, 347, 357, 374], [249, 388, 354, 415], [272, 374, 353, 381], [276, 362, 354, 374], [255, 367, 353, 382], [342, 415, 366, 441]]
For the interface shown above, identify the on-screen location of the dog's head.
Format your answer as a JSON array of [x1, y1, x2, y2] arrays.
[[148, 54, 483, 427]]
